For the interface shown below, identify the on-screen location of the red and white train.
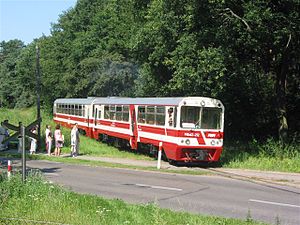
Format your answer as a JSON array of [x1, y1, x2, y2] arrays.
[[53, 97, 224, 163]]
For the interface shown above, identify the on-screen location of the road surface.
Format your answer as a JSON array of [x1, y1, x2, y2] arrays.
[[25, 160, 300, 225]]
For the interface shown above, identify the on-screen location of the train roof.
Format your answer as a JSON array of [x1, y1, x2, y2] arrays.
[[54, 97, 223, 107], [93, 97, 184, 106], [54, 97, 97, 105]]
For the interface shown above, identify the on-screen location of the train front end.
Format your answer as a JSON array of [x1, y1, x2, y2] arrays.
[[173, 98, 224, 162]]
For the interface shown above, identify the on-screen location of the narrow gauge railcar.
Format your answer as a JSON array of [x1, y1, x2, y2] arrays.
[[53, 97, 225, 163]]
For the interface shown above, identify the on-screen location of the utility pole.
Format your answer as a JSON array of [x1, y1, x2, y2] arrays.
[[21, 124, 26, 182], [36, 45, 41, 151]]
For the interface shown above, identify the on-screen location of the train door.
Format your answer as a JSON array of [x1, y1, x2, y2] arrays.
[[87, 106, 90, 127], [93, 105, 102, 125], [92, 104, 101, 139], [129, 104, 138, 149], [167, 107, 176, 128], [93, 105, 98, 126]]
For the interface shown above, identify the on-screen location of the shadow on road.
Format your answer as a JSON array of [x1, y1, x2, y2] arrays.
[[38, 167, 61, 174]]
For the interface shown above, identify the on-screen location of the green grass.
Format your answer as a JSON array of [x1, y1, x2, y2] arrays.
[[221, 139, 300, 173], [1, 107, 300, 173], [0, 107, 152, 161], [61, 135, 152, 161], [0, 173, 266, 225]]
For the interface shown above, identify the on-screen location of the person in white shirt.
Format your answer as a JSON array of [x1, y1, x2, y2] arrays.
[[70, 123, 80, 157], [45, 125, 52, 156], [30, 127, 37, 155]]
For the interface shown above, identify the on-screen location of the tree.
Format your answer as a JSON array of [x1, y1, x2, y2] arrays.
[[218, 0, 300, 141], [0, 40, 25, 107]]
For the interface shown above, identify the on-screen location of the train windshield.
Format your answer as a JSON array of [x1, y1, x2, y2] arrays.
[[180, 106, 222, 129]]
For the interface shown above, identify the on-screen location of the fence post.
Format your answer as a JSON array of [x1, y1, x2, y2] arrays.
[[7, 160, 12, 178], [157, 142, 163, 169]]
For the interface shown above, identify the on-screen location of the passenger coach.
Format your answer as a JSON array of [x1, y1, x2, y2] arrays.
[[53, 97, 225, 163]]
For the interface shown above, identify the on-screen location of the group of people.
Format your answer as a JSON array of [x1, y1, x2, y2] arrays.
[[1, 121, 80, 157], [44, 123, 80, 157]]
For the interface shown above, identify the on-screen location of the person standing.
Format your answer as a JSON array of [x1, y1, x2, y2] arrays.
[[54, 124, 63, 156], [29, 126, 37, 155], [0, 126, 7, 151], [70, 123, 80, 157], [45, 125, 52, 156]]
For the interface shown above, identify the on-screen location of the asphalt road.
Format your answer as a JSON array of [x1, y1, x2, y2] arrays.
[[25, 160, 300, 225]]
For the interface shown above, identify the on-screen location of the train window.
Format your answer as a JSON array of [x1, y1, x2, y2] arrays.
[[104, 105, 109, 119], [146, 106, 155, 124], [82, 105, 85, 117], [63, 104, 66, 114], [109, 105, 116, 111], [157, 106, 165, 114], [109, 105, 116, 120], [77, 105, 81, 116], [71, 105, 75, 115], [156, 106, 165, 126], [75, 105, 77, 115], [138, 106, 146, 123], [123, 106, 129, 112], [147, 106, 155, 113], [180, 106, 200, 126], [116, 106, 122, 121], [123, 112, 129, 122], [180, 106, 222, 129], [98, 110, 101, 119], [201, 108, 222, 129], [146, 113, 155, 124], [123, 106, 129, 122]]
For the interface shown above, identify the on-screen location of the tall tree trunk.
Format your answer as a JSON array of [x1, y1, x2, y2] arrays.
[[276, 34, 291, 143]]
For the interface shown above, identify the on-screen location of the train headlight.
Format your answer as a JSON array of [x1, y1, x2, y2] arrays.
[[211, 140, 215, 145], [185, 139, 191, 145], [201, 101, 205, 106]]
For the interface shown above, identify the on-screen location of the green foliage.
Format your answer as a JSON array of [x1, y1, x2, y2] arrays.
[[0, 40, 25, 107], [0, 0, 299, 143], [221, 138, 300, 172]]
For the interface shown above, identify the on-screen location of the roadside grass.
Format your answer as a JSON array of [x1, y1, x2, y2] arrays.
[[61, 135, 153, 161], [0, 152, 210, 176], [0, 172, 266, 225], [1, 107, 300, 173], [221, 139, 300, 173]]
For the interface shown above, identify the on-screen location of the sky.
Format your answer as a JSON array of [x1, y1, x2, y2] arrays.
[[0, 0, 77, 44]]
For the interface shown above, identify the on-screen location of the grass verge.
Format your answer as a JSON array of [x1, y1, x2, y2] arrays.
[[1, 107, 299, 173], [0, 172, 266, 225], [221, 139, 300, 173], [0, 152, 210, 176]]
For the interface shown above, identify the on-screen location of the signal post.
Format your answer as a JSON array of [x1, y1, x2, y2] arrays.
[[1, 118, 41, 182]]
